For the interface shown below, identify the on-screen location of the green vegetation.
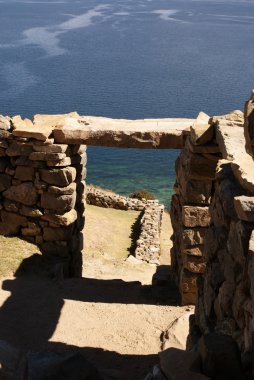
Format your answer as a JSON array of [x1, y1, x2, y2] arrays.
[[129, 189, 156, 201]]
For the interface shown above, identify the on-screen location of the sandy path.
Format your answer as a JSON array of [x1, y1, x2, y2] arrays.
[[0, 206, 192, 380]]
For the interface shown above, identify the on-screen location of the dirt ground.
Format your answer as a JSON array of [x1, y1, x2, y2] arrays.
[[0, 205, 193, 380]]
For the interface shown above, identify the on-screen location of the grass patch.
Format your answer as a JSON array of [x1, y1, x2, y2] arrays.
[[0, 236, 40, 278]]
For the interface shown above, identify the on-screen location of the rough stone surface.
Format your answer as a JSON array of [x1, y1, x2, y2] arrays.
[[3, 182, 38, 206], [190, 112, 214, 146], [41, 192, 76, 214], [244, 90, 254, 158], [40, 167, 76, 187]]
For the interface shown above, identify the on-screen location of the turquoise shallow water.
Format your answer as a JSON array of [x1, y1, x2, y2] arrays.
[[87, 147, 179, 206], [0, 0, 254, 204]]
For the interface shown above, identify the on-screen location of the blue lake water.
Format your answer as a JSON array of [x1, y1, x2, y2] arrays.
[[0, 0, 254, 205]]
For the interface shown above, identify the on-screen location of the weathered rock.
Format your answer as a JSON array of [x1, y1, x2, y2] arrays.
[[20, 205, 43, 218], [182, 228, 207, 246], [15, 166, 35, 181], [234, 195, 254, 221], [180, 269, 199, 294], [159, 348, 210, 380], [33, 143, 68, 153], [48, 182, 76, 195], [244, 90, 254, 157], [0, 129, 11, 139], [0, 115, 11, 130], [6, 142, 33, 156], [41, 192, 76, 214], [198, 334, 244, 380], [182, 206, 210, 228], [3, 199, 20, 213], [42, 209, 77, 226], [40, 167, 76, 187], [191, 112, 214, 146], [183, 255, 206, 274], [0, 147, 6, 157], [46, 157, 72, 167], [53, 116, 194, 149], [3, 182, 38, 206], [182, 246, 203, 257], [0, 139, 8, 148], [29, 152, 66, 161], [43, 226, 73, 241], [212, 110, 244, 127], [0, 210, 27, 235], [0, 158, 9, 173], [0, 173, 11, 192]]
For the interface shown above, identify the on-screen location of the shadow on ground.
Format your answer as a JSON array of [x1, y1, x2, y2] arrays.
[[0, 256, 179, 379]]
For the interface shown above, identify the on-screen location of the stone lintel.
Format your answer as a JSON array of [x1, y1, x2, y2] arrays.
[[53, 116, 194, 149]]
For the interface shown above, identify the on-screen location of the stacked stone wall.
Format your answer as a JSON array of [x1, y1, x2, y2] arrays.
[[0, 115, 86, 277], [86, 185, 160, 211], [170, 112, 222, 305], [86, 185, 164, 264]]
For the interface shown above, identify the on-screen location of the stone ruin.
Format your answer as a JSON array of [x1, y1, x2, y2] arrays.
[[1, 92, 254, 376]]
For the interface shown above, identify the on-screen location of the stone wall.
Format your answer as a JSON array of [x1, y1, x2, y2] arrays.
[[170, 110, 244, 305], [0, 114, 86, 277], [86, 185, 158, 211], [193, 96, 254, 366], [86, 185, 164, 264]]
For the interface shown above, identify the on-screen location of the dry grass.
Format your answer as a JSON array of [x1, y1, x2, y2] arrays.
[[0, 236, 40, 278], [84, 204, 140, 260]]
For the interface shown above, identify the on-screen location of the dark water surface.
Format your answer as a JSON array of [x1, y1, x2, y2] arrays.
[[0, 0, 254, 204]]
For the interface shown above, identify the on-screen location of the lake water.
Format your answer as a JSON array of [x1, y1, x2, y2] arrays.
[[0, 0, 254, 205]]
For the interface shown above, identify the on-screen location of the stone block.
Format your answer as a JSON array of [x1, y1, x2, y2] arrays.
[[0, 173, 11, 192], [186, 137, 220, 154], [3, 199, 19, 213], [186, 152, 218, 181], [47, 157, 72, 167], [0, 139, 8, 148], [3, 182, 38, 206], [0, 130, 11, 139], [29, 152, 66, 161], [43, 226, 73, 241], [6, 142, 33, 156], [42, 209, 77, 226], [21, 225, 41, 236], [183, 255, 206, 274], [0, 158, 9, 173], [41, 192, 76, 214], [33, 143, 68, 153], [40, 167, 76, 186], [48, 182, 76, 195], [15, 166, 35, 181], [0, 210, 27, 234], [234, 195, 254, 222], [244, 89, 254, 157], [159, 348, 210, 380], [191, 112, 214, 145], [0, 115, 11, 130], [180, 269, 199, 294], [182, 228, 207, 246], [182, 246, 203, 257], [41, 241, 69, 257], [20, 206, 43, 218], [182, 206, 210, 227], [0, 148, 6, 157], [198, 333, 244, 380]]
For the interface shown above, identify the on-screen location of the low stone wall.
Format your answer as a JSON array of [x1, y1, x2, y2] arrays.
[[86, 185, 164, 264], [86, 185, 159, 210], [0, 114, 86, 277], [135, 204, 164, 264]]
